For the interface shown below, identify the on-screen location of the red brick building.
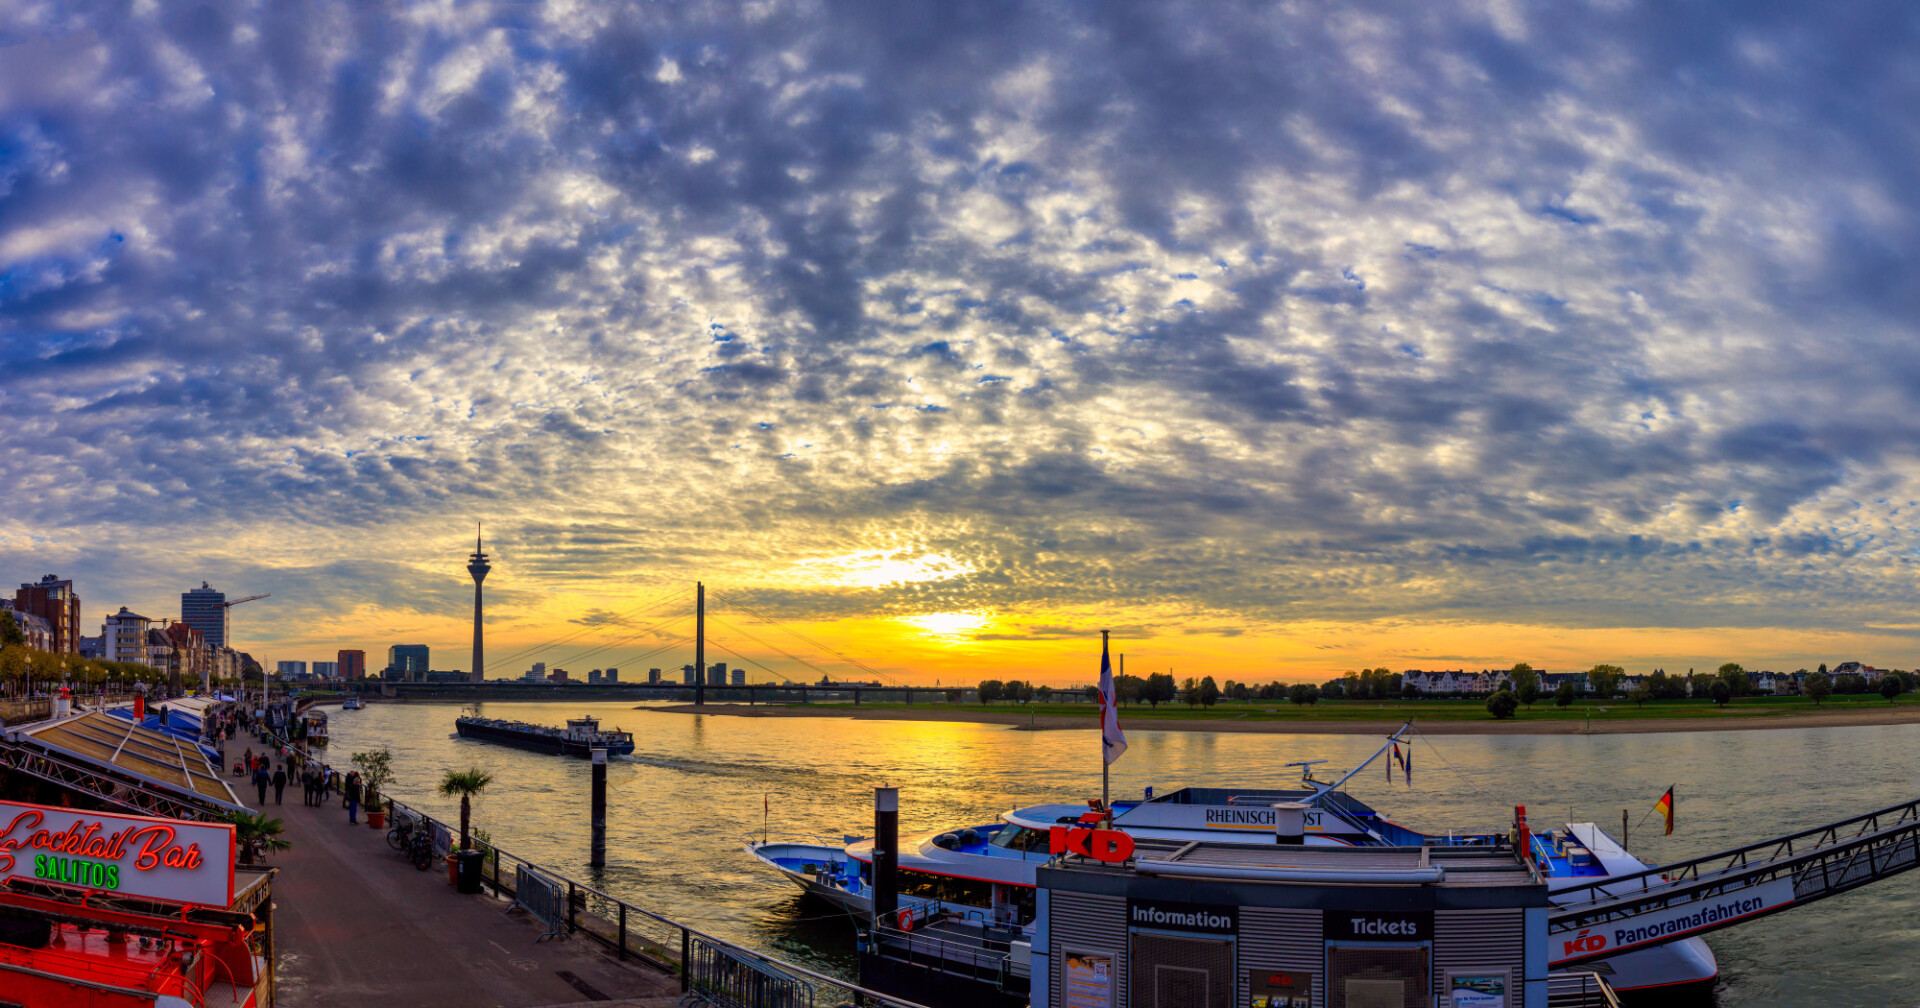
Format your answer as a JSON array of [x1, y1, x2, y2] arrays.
[[14, 575, 80, 654], [337, 649, 367, 680]]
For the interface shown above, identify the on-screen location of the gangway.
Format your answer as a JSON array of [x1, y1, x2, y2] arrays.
[[1547, 797, 1920, 968]]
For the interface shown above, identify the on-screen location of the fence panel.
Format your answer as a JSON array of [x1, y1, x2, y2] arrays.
[[514, 864, 570, 940], [690, 936, 815, 1008]]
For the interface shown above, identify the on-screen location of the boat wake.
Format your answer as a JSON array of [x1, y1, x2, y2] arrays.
[[617, 752, 870, 786]]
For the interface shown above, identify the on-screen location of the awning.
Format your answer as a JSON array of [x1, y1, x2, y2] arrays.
[[4, 711, 246, 813]]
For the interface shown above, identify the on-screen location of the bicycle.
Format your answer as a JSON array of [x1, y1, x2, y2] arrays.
[[385, 811, 419, 852]]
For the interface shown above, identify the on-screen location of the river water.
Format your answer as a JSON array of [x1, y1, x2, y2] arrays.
[[322, 702, 1919, 1005]]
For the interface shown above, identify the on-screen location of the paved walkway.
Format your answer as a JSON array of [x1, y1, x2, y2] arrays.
[[265, 786, 683, 1007]]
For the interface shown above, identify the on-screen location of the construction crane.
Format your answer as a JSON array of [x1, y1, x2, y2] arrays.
[[225, 593, 269, 609]]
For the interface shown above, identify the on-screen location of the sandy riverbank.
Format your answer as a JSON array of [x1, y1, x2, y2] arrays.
[[638, 702, 1920, 735]]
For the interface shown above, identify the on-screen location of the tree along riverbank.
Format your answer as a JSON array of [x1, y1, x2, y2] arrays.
[[637, 694, 1920, 735]]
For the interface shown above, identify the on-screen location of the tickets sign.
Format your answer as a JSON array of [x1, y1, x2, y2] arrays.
[[0, 800, 237, 909]]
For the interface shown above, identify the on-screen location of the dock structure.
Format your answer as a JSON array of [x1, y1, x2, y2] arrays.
[[271, 798, 683, 1007]]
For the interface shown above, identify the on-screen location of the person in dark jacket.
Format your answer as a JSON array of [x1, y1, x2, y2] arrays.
[[344, 773, 362, 824], [271, 765, 287, 804], [252, 764, 270, 806]]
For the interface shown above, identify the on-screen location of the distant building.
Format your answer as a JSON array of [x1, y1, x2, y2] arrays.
[[14, 575, 80, 653], [604, 667, 618, 682], [338, 649, 367, 680], [707, 663, 726, 686], [278, 660, 308, 678], [102, 607, 153, 666], [648, 668, 663, 684], [548, 667, 571, 683], [731, 669, 745, 686], [77, 634, 105, 659], [387, 644, 430, 681], [181, 582, 228, 652], [518, 667, 545, 682], [312, 661, 338, 678], [587, 668, 604, 684], [424, 669, 469, 683], [682, 665, 696, 685], [0, 601, 54, 651]]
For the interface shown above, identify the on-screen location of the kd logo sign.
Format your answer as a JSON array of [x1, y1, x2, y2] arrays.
[[1049, 825, 1136, 863], [1563, 931, 1606, 956]]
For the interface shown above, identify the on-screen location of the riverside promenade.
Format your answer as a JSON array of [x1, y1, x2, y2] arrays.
[[269, 791, 683, 1007]]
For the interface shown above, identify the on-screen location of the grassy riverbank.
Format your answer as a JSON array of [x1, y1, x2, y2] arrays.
[[644, 693, 1920, 734]]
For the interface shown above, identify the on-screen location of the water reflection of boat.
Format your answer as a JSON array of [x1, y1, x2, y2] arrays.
[[744, 726, 1715, 995]]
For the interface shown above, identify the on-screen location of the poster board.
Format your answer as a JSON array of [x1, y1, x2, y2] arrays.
[[1446, 971, 1510, 1008], [1063, 949, 1114, 1008]]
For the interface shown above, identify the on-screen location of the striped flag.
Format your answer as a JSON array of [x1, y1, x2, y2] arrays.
[[1654, 786, 1675, 835], [1099, 633, 1127, 765]]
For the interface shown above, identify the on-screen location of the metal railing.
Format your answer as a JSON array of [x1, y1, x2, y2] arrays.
[[1548, 795, 1920, 958], [864, 920, 1028, 991], [1546, 970, 1623, 1007], [376, 793, 932, 1008]]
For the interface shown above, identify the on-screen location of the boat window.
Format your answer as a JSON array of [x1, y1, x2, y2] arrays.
[[991, 827, 1047, 851], [897, 869, 994, 908]]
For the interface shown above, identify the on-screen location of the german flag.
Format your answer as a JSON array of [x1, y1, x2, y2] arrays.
[[1654, 786, 1675, 835]]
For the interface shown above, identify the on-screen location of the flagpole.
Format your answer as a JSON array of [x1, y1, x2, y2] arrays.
[[1101, 629, 1110, 817]]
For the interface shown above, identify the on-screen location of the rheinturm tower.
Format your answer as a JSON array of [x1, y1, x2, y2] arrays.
[[467, 526, 491, 683]]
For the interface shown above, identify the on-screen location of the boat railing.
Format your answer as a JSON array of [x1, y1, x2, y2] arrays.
[[378, 793, 929, 1008], [867, 917, 1030, 988], [746, 833, 871, 853]]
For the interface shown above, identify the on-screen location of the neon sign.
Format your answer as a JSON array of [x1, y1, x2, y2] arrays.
[[0, 800, 236, 908]]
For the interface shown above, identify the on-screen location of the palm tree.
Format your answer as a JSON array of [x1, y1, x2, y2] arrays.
[[438, 767, 493, 851], [222, 810, 291, 865]]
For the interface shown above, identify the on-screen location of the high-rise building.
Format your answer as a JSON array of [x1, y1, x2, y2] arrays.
[[682, 665, 696, 685], [15, 575, 80, 653], [277, 660, 308, 678], [731, 669, 746, 686], [467, 527, 491, 684], [605, 668, 619, 682], [312, 661, 338, 677], [181, 582, 228, 652], [648, 668, 663, 684], [337, 649, 366, 680], [102, 607, 152, 666], [706, 663, 725, 686], [587, 668, 604, 684], [387, 644, 429, 680]]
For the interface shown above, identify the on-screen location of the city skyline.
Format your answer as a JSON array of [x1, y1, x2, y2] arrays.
[[7, 3, 1920, 682]]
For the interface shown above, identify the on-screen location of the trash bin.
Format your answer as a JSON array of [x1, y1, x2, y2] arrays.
[[455, 849, 486, 894]]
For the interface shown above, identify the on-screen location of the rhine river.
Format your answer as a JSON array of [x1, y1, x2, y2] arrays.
[[324, 701, 1919, 1006]]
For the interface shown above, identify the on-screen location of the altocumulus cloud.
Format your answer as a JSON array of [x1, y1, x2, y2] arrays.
[[3, 0, 1920, 651]]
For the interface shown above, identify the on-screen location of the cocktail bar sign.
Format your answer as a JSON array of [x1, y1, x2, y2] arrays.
[[0, 799, 236, 909]]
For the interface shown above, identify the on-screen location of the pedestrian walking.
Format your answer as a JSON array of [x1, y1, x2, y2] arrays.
[[344, 772, 362, 825], [321, 765, 333, 797], [271, 765, 287, 805], [300, 767, 315, 806], [252, 763, 270, 806]]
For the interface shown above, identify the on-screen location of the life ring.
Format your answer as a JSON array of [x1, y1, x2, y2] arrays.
[[896, 908, 915, 931]]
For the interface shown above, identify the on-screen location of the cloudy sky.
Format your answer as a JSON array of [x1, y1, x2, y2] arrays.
[[5, 0, 1919, 683]]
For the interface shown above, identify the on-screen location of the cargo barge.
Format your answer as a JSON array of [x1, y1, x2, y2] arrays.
[[454, 714, 635, 757]]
